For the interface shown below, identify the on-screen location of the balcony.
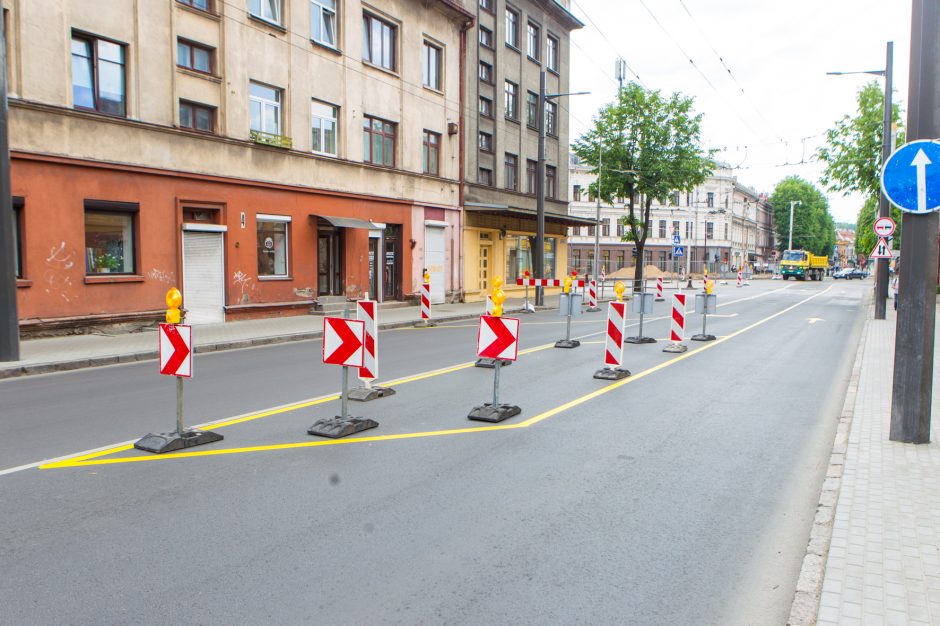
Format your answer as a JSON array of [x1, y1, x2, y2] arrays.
[[250, 130, 293, 149]]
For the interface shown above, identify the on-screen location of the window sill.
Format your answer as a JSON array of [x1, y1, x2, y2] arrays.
[[310, 39, 341, 55], [547, 67, 560, 77], [16, 279, 31, 288], [175, 66, 222, 83], [422, 85, 445, 96], [84, 274, 145, 284], [505, 43, 521, 54], [73, 106, 128, 121], [247, 14, 287, 33], [505, 116, 520, 125], [362, 61, 400, 79], [527, 56, 541, 65], [258, 275, 293, 281], [176, 2, 221, 20]]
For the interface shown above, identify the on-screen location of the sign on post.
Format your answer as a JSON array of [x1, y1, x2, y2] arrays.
[[870, 238, 893, 259], [873, 216, 897, 238], [322, 317, 365, 367], [881, 140, 940, 214], [159, 323, 192, 378], [477, 315, 520, 361], [673, 245, 684, 258]]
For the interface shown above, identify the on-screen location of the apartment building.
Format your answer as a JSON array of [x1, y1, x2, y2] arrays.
[[7, 0, 472, 331], [568, 155, 777, 276], [459, 0, 588, 301]]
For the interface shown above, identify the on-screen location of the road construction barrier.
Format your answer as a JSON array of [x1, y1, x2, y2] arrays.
[[516, 278, 586, 288], [594, 297, 630, 380], [469, 276, 521, 423], [663, 293, 688, 353], [587, 279, 599, 311], [416, 270, 435, 327], [655, 277, 665, 301], [736, 270, 743, 288], [349, 296, 395, 402]]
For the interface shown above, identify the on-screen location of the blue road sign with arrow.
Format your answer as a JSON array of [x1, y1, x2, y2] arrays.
[[673, 245, 684, 257], [881, 140, 940, 214]]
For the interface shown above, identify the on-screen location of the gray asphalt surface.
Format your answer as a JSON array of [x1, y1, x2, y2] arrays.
[[0, 280, 867, 625]]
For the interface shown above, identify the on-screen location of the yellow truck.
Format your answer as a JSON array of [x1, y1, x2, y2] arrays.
[[780, 250, 828, 281]]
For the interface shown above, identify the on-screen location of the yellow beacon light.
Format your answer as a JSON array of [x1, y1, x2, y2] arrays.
[[563, 276, 572, 294], [423, 270, 431, 283], [165, 288, 183, 324], [491, 275, 505, 317], [614, 281, 625, 302]]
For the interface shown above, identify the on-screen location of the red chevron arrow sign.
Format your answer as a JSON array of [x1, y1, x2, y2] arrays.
[[322, 317, 365, 367], [159, 323, 192, 377], [477, 315, 520, 361]]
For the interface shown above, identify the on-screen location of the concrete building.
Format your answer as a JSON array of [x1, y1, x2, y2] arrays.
[[458, 0, 589, 301], [567, 155, 777, 277], [7, 0, 472, 332], [835, 229, 856, 268]]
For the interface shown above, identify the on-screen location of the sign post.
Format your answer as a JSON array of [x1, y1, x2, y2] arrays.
[[349, 295, 395, 402], [135, 288, 223, 454], [469, 277, 521, 422], [555, 274, 582, 348], [521, 269, 535, 313], [476, 277, 514, 368], [691, 286, 717, 342], [594, 282, 631, 380], [415, 269, 436, 327]]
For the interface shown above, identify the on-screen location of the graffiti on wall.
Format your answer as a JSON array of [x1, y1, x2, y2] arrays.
[[42, 242, 78, 303], [233, 270, 255, 303]]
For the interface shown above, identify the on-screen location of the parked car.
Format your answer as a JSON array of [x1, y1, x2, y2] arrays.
[[834, 268, 867, 279]]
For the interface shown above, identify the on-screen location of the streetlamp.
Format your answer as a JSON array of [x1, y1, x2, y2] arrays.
[[535, 69, 589, 305], [788, 200, 802, 250], [826, 41, 893, 320]]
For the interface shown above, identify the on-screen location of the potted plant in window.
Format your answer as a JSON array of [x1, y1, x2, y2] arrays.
[[95, 253, 121, 273]]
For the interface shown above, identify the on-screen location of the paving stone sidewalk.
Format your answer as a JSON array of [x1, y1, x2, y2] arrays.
[[791, 303, 940, 626]]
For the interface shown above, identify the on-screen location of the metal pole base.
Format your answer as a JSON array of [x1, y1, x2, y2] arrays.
[[690, 334, 716, 342], [624, 336, 656, 344], [593, 367, 631, 380], [134, 429, 223, 454], [468, 403, 522, 422], [475, 358, 513, 368], [307, 416, 379, 438], [554, 339, 581, 349], [586, 306, 600, 312], [347, 386, 396, 402], [685, 280, 694, 289], [663, 343, 688, 353], [414, 320, 437, 328]]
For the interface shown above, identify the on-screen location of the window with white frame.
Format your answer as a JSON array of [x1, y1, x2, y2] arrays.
[[547, 34, 559, 71], [257, 214, 290, 277], [311, 100, 338, 155], [505, 7, 519, 48], [527, 21, 539, 60], [423, 41, 442, 90], [310, 0, 337, 47], [249, 82, 281, 136], [249, 0, 281, 25]]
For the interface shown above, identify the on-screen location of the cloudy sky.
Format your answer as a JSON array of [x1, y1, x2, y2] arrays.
[[565, 0, 913, 225]]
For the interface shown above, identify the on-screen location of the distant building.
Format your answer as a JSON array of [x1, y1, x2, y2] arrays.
[[835, 229, 856, 267]]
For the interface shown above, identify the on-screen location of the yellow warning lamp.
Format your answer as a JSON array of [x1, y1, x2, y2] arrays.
[[491, 275, 505, 317], [705, 280, 714, 295], [563, 275, 572, 294], [165, 288, 183, 324], [614, 281, 625, 302], [423, 270, 431, 284]]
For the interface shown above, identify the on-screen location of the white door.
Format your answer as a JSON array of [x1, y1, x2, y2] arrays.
[[182, 231, 225, 324], [425, 225, 446, 304]]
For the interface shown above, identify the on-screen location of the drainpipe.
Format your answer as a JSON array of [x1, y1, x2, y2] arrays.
[[457, 16, 473, 302]]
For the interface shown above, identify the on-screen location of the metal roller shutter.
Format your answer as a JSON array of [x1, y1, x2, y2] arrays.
[[425, 225, 445, 304], [183, 231, 225, 324]]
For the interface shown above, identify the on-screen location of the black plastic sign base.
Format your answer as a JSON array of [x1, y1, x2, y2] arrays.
[[663, 343, 688, 353], [348, 386, 396, 402], [475, 358, 513, 368], [468, 403, 522, 423], [554, 339, 581, 349], [586, 306, 600, 312], [307, 416, 379, 438], [624, 336, 657, 344], [655, 297, 665, 302], [691, 333, 716, 342], [593, 367, 631, 380], [134, 429, 223, 454]]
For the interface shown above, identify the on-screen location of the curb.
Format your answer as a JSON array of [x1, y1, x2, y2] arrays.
[[0, 305, 553, 380], [786, 307, 870, 626]]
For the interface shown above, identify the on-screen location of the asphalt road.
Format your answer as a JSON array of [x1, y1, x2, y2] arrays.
[[0, 280, 868, 625]]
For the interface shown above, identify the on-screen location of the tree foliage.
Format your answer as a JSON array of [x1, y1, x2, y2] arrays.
[[572, 83, 713, 288], [769, 176, 836, 256]]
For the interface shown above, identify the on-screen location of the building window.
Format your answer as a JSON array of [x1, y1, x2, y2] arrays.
[[249, 81, 282, 136], [84, 203, 137, 274], [617, 251, 624, 268], [311, 100, 338, 156], [363, 115, 396, 166], [71, 34, 126, 116], [178, 0, 211, 11], [423, 41, 442, 90], [547, 35, 559, 72], [479, 60, 493, 84], [310, 0, 337, 47], [526, 159, 537, 194], [673, 220, 680, 238], [363, 13, 396, 71], [545, 100, 557, 136], [179, 100, 214, 132], [478, 167, 493, 186], [724, 223, 729, 240], [544, 237, 557, 277], [504, 81, 518, 120], [658, 220, 666, 238], [546, 165, 556, 199], [686, 192, 692, 206], [706, 221, 714, 239], [506, 235, 532, 281], [177, 39, 213, 74], [249, 0, 281, 24], [12, 198, 23, 279], [526, 21, 540, 61], [256, 215, 290, 277], [573, 249, 581, 271], [505, 7, 519, 48], [617, 222, 624, 238], [479, 96, 493, 118], [526, 91, 538, 128], [504, 153, 518, 190], [686, 221, 692, 239], [573, 184, 581, 201], [644, 250, 652, 266], [479, 131, 493, 153], [707, 192, 715, 208], [480, 0, 494, 13], [479, 26, 494, 48], [602, 219, 610, 237], [671, 191, 680, 206], [423, 130, 441, 175]]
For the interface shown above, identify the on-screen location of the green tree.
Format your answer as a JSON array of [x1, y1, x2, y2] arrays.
[[769, 176, 836, 256], [573, 83, 713, 289]]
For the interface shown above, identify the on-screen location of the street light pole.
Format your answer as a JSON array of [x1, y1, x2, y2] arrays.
[[788, 200, 801, 250], [0, 9, 19, 362], [593, 141, 602, 280]]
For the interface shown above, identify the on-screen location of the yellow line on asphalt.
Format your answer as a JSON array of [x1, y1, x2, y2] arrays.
[[43, 285, 830, 469]]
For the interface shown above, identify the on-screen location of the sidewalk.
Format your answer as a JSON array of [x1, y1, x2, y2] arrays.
[[0, 294, 565, 379], [789, 301, 940, 625]]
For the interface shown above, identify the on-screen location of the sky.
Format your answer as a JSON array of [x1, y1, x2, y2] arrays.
[[565, 0, 914, 226]]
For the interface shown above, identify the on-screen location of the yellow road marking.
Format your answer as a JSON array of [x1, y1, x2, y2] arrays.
[[43, 285, 831, 469]]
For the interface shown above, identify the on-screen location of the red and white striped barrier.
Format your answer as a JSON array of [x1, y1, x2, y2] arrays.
[[516, 278, 586, 287], [670, 293, 686, 342], [357, 299, 378, 381], [605, 301, 626, 367], [736, 271, 743, 288], [655, 276, 665, 301], [421, 282, 431, 320], [588, 280, 598, 309]]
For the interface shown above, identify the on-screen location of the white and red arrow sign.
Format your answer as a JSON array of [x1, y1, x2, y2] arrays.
[[322, 317, 365, 367], [477, 315, 520, 361], [873, 216, 896, 238], [159, 323, 192, 377]]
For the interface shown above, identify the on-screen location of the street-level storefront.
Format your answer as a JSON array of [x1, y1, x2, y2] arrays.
[[11, 155, 453, 332], [462, 205, 595, 302]]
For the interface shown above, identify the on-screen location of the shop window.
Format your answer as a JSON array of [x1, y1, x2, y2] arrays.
[[71, 33, 126, 116], [12, 197, 23, 278], [257, 214, 290, 277], [84, 201, 138, 274], [310, 0, 337, 48], [505, 235, 531, 281], [544, 237, 556, 277]]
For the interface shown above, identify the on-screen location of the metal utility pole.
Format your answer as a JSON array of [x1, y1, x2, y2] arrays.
[[0, 9, 19, 362], [593, 141, 602, 280], [875, 42, 894, 320], [890, 0, 938, 444], [787, 200, 801, 250]]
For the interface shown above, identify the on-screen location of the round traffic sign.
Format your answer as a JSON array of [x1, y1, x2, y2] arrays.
[[881, 140, 940, 214], [873, 216, 896, 237]]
